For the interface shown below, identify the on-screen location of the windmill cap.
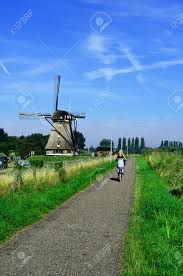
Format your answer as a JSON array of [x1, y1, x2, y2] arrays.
[[52, 110, 72, 121]]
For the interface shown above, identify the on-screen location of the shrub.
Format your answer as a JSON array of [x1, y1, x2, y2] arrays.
[[29, 160, 44, 168]]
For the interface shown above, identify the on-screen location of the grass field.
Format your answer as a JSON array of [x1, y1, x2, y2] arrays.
[[122, 157, 183, 275], [0, 159, 115, 244], [146, 151, 183, 196], [28, 155, 92, 162], [0, 156, 110, 195]]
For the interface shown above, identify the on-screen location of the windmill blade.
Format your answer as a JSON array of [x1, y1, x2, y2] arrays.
[[19, 112, 52, 120], [55, 75, 61, 111], [70, 112, 85, 119]]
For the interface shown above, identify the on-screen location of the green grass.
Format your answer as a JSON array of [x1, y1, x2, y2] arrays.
[[0, 160, 115, 244], [122, 157, 183, 276], [146, 152, 183, 196], [28, 155, 92, 162]]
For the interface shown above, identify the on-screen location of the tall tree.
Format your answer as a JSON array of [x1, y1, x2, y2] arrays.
[[160, 140, 164, 147], [122, 137, 127, 153], [117, 138, 122, 151], [127, 138, 131, 154], [169, 141, 173, 147], [135, 137, 140, 154], [140, 137, 145, 150], [131, 138, 135, 154], [74, 131, 86, 150], [164, 140, 169, 147]]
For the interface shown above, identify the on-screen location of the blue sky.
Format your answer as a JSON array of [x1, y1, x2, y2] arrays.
[[1, 0, 183, 147]]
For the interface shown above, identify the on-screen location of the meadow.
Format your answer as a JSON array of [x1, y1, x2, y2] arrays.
[[123, 156, 183, 275], [146, 151, 183, 196], [0, 156, 106, 196]]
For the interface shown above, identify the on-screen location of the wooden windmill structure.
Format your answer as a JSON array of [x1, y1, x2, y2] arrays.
[[20, 75, 85, 156]]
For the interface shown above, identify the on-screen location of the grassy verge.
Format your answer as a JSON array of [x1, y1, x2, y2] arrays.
[[122, 157, 183, 275], [0, 160, 115, 244], [146, 151, 183, 196]]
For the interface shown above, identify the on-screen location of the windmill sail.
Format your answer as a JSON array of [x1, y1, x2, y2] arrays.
[[19, 112, 52, 119], [55, 75, 61, 111], [70, 112, 85, 119]]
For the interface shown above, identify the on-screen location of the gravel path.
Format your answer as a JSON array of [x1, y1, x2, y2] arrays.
[[0, 158, 135, 276]]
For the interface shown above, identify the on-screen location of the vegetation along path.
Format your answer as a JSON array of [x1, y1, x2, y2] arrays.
[[0, 158, 135, 276]]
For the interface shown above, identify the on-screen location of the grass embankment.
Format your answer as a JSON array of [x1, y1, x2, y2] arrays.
[[123, 157, 183, 275], [0, 160, 115, 244], [146, 152, 183, 196]]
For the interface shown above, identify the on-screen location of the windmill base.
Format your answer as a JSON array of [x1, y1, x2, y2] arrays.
[[46, 150, 78, 156]]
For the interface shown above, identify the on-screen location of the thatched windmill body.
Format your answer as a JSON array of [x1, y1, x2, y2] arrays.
[[20, 75, 85, 156]]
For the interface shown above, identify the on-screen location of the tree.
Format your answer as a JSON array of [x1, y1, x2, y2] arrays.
[[160, 141, 164, 147], [0, 128, 8, 142], [127, 138, 131, 154], [169, 141, 173, 147], [135, 137, 140, 154], [140, 138, 145, 150], [74, 131, 85, 150], [117, 138, 122, 151], [122, 137, 127, 153], [164, 140, 169, 147], [89, 146, 95, 152], [131, 138, 135, 154], [99, 139, 114, 148]]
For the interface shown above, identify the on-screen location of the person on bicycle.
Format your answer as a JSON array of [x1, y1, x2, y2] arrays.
[[116, 150, 127, 175]]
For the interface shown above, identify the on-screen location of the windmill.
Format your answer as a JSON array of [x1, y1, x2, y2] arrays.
[[20, 75, 85, 156]]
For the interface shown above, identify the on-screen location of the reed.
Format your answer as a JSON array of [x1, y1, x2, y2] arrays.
[[0, 157, 112, 195]]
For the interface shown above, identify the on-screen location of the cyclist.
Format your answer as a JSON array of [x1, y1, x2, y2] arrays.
[[116, 150, 127, 175]]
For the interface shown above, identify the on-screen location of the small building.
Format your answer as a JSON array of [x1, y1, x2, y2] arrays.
[[95, 146, 113, 157], [0, 153, 8, 169]]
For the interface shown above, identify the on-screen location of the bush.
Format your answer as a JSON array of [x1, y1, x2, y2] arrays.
[[29, 160, 44, 168], [145, 152, 183, 195], [54, 161, 66, 182]]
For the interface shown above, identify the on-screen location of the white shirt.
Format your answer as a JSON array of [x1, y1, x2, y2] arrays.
[[117, 158, 124, 168]]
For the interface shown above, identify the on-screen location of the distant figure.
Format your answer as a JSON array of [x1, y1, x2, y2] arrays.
[[116, 150, 127, 175]]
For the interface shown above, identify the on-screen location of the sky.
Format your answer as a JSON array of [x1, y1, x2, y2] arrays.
[[1, 0, 183, 147]]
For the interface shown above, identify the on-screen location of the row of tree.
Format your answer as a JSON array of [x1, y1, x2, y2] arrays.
[[160, 140, 183, 148], [117, 137, 146, 154], [160, 140, 183, 153], [96, 137, 146, 154], [0, 129, 85, 158]]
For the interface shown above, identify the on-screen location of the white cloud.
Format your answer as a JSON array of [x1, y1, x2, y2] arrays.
[[85, 58, 183, 81], [0, 60, 10, 75], [84, 33, 122, 65], [87, 34, 106, 53], [85, 67, 133, 81], [121, 47, 142, 70]]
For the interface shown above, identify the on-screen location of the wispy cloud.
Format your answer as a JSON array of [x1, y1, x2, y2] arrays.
[[84, 0, 182, 20], [84, 34, 122, 65], [0, 60, 10, 75], [121, 47, 142, 70], [85, 58, 183, 80]]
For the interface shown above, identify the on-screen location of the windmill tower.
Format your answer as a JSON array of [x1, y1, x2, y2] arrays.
[[20, 75, 85, 156]]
